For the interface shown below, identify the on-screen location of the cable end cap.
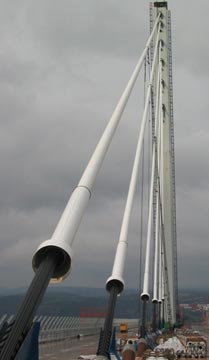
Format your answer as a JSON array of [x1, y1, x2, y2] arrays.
[[106, 275, 125, 294], [32, 239, 73, 283], [141, 292, 150, 301]]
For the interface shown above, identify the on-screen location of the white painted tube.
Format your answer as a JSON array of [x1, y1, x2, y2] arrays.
[[32, 16, 161, 283], [153, 53, 162, 303], [141, 26, 161, 300], [162, 254, 165, 301], [159, 53, 164, 222], [78, 14, 161, 190], [153, 197, 159, 303], [106, 21, 161, 294], [153, 119, 162, 303], [141, 142, 156, 300], [158, 236, 162, 303], [158, 53, 165, 305]]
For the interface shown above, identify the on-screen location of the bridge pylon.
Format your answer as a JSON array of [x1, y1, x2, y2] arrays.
[[150, 0, 178, 325]]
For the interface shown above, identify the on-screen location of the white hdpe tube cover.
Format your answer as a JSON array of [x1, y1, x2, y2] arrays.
[[32, 15, 160, 284]]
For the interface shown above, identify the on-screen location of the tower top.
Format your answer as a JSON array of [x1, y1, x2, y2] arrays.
[[154, 1, 168, 8]]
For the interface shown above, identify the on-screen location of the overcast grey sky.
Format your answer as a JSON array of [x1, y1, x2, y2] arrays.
[[0, 0, 208, 291]]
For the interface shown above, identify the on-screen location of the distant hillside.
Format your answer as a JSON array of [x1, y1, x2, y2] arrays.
[[0, 286, 137, 297], [0, 290, 139, 318], [0, 287, 208, 319]]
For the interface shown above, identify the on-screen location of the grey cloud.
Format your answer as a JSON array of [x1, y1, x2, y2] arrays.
[[0, 0, 208, 291], [178, 255, 209, 290], [170, 0, 209, 75], [24, 0, 148, 60]]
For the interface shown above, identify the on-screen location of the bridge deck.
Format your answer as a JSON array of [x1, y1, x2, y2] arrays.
[[39, 335, 98, 360]]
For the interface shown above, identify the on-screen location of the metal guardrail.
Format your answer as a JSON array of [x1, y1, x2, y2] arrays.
[[0, 314, 138, 344], [0, 314, 138, 357]]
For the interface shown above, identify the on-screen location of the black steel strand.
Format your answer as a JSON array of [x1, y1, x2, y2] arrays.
[[97, 286, 119, 357], [0, 252, 57, 360], [152, 302, 157, 333], [158, 302, 162, 329], [140, 300, 147, 338]]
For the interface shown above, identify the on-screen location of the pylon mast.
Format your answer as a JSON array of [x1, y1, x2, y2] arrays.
[[150, 1, 178, 324]]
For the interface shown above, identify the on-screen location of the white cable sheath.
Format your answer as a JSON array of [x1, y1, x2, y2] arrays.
[[106, 21, 161, 294], [158, 235, 162, 303], [162, 253, 165, 301], [152, 62, 161, 303], [32, 16, 161, 283], [153, 49, 164, 303], [141, 25, 161, 300]]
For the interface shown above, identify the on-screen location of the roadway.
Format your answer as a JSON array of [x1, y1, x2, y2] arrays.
[[39, 334, 99, 360], [39, 324, 209, 359]]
